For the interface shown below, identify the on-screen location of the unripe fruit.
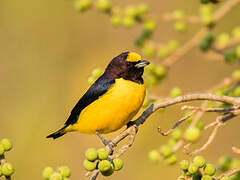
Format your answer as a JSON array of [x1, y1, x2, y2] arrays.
[[98, 160, 111, 172], [58, 166, 71, 177], [200, 40, 210, 51], [168, 139, 177, 148], [97, 148, 109, 160], [125, 6, 137, 17], [171, 129, 182, 141], [159, 145, 172, 158], [83, 160, 96, 171], [204, 164, 216, 176], [154, 65, 166, 78], [236, 46, 240, 58], [201, 0, 210, 4], [234, 86, 240, 96], [136, 4, 148, 15], [1, 139, 12, 151], [174, 21, 186, 32], [88, 76, 95, 85], [173, 10, 184, 19], [92, 68, 102, 77], [1, 163, 14, 176], [100, 164, 114, 176], [196, 121, 204, 130], [180, 160, 189, 170], [193, 156, 205, 168], [96, 0, 111, 12], [75, 0, 92, 12], [113, 158, 123, 171], [165, 154, 177, 165], [122, 17, 135, 27], [157, 47, 169, 58], [0, 167, 2, 176], [217, 33, 230, 45], [224, 52, 237, 63], [144, 20, 156, 32], [85, 148, 98, 161], [184, 127, 200, 143], [201, 175, 212, 180], [170, 87, 181, 98], [0, 144, 4, 156], [168, 40, 179, 51], [148, 150, 160, 163], [230, 159, 240, 169], [204, 34, 214, 43], [49, 172, 62, 180], [202, 15, 213, 25], [110, 16, 121, 26], [188, 163, 199, 174], [220, 177, 231, 180], [232, 27, 240, 38], [42, 167, 54, 179]]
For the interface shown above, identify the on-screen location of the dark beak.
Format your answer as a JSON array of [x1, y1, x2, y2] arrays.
[[135, 60, 150, 68]]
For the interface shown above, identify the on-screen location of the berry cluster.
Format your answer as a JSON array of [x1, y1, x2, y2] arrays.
[[0, 138, 14, 178], [83, 148, 123, 176], [42, 166, 71, 180]]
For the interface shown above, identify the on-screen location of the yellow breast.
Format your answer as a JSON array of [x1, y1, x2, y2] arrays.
[[67, 78, 146, 134]]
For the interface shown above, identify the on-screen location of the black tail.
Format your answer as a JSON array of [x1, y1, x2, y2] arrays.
[[46, 126, 67, 139]]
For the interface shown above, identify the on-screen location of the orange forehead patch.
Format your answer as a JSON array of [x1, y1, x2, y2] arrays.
[[126, 52, 142, 62]]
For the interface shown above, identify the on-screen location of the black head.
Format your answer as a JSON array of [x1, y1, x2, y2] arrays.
[[104, 52, 150, 84]]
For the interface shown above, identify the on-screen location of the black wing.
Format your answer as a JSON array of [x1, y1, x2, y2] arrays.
[[64, 75, 115, 126]]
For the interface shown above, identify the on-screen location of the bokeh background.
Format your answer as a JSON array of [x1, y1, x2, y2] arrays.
[[1, 0, 240, 179]]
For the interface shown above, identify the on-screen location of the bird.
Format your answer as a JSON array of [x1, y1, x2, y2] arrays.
[[47, 51, 150, 140]]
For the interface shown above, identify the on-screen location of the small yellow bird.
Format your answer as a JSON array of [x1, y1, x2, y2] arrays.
[[47, 52, 149, 139]]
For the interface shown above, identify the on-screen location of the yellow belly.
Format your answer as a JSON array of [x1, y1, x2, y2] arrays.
[[66, 78, 146, 134]]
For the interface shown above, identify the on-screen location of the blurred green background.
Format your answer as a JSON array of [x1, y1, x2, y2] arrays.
[[0, 0, 240, 179]]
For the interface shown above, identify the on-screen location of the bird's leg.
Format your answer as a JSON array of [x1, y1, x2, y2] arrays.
[[96, 132, 111, 146]]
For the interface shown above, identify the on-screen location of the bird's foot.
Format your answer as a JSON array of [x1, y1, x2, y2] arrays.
[[96, 132, 114, 147]]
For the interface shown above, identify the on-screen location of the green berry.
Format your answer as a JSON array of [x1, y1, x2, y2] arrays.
[[236, 45, 240, 58], [174, 21, 186, 32], [232, 27, 240, 38], [230, 159, 240, 169], [98, 160, 111, 172], [58, 166, 71, 178], [97, 148, 109, 160], [165, 154, 177, 165], [75, 0, 92, 12], [1, 139, 12, 151], [202, 15, 213, 25], [220, 177, 231, 180], [171, 129, 182, 141], [0, 167, 2, 176], [173, 10, 184, 19], [193, 156, 205, 168], [88, 76, 95, 85], [204, 164, 216, 176], [49, 172, 62, 180], [96, 0, 111, 12], [113, 158, 123, 171], [168, 138, 177, 148], [154, 65, 166, 78], [170, 87, 181, 98], [148, 150, 160, 163], [92, 68, 102, 77], [125, 6, 137, 17], [201, 0, 210, 4], [85, 148, 98, 161], [188, 163, 199, 174], [204, 34, 214, 43], [217, 33, 230, 46], [159, 145, 172, 158], [0, 144, 4, 156], [136, 4, 148, 15], [201, 175, 212, 180], [168, 40, 179, 51], [224, 52, 237, 63], [142, 45, 155, 57], [200, 40, 210, 51], [1, 163, 14, 176], [234, 86, 240, 96], [100, 164, 114, 176], [184, 127, 200, 143], [83, 160, 96, 171], [144, 20, 156, 32], [122, 17, 135, 27], [200, 6, 212, 16], [196, 120, 204, 130], [110, 16, 121, 26], [233, 70, 240, 79], [157, 47, 169, 58], [180, 160, 189, 170], [42, 167, 54, 179]]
